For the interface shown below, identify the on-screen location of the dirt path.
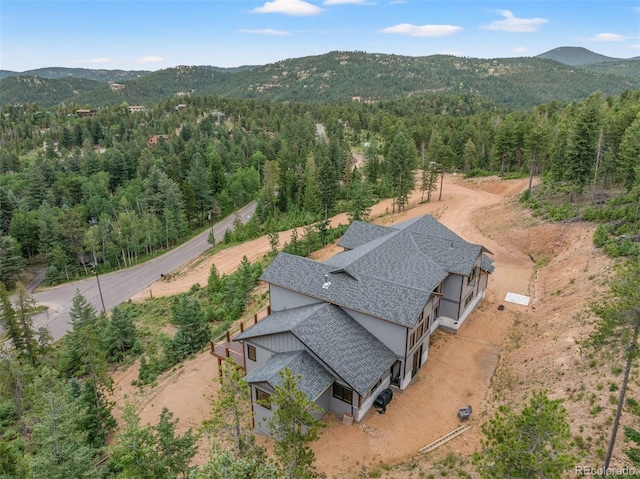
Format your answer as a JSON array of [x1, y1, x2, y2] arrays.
[[112, 174, 614, 476]]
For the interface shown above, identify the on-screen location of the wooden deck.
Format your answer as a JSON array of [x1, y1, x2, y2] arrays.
[[210, 305, 271, 374]]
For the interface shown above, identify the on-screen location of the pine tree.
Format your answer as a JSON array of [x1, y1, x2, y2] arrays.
[[110, 402, 197, 479], [207, 358, 263, 458], [473, 390, 574, 478], [384, 130, 417, 213], [591, 261, 640, 471], [170, 294, 210, 360], [266, 368, 324, 479], [566, 93, 604, 195], [27, 367, 100, 479], [59, 291, 115, 444], [102, 305, 138, 362], [195, 450, 280, 479], [0, 282, 25, 354]]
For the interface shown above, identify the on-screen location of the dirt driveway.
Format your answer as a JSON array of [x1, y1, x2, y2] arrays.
[[112, 174, 612, 476]]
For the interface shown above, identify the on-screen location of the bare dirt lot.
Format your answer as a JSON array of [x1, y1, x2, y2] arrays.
[[112, 174, 625, 477]]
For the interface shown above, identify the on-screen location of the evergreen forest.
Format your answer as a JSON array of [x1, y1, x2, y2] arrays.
[[1, 49, 640, 477]]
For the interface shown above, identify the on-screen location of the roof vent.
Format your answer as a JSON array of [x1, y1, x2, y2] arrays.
[[322, 274, 331, 289]]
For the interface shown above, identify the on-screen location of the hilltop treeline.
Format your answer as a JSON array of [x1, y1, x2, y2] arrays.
[[2, 51, 639, 109]]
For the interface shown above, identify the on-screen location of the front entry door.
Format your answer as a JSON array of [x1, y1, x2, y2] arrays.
[[390, 360, 401, 387], [412, 344, 423, 377]]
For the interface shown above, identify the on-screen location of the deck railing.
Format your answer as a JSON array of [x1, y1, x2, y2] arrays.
[[210, 305, 271, 373]]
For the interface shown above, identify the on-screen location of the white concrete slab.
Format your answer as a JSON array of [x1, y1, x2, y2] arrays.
[[505, 292, 530, 306]]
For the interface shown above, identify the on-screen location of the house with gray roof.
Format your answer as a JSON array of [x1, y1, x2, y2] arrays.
[[220, 215, 494, 435]]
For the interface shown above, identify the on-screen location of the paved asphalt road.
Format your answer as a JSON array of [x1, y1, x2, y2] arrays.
[[32, 202, 256, 340]]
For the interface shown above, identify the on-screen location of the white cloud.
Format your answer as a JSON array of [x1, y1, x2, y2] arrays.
[[626, 44, 640, 50], [484, 10, 548, 33], [239, 28, 292, 35], [252, 0, 323, 16], [324, 0, 372, 4], [138, 56, 164, 64], [379, 23, 462, 37], [512, 46, 528, 54], [589, 33, 625, 42], [87, 57, 111, 64]]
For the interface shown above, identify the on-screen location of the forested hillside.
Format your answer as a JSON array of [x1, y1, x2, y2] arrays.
[[0, 76, 105, 107], [1, 88, 639, 288], [2, 51, 638, 109], [2, 47, 640, 476], [0, 67, 150, 82]]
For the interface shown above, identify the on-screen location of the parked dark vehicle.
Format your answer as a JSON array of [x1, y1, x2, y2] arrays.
[[374, 389, 393, 414]]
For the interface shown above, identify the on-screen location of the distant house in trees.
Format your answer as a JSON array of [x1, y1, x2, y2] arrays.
[[127, 105, 146, 113], [109, 83, 125, 91], [76, 109, 96, 117], [211, 215, 494, 435], [175, 104, 187, 111], [147, 134, 170, 148]]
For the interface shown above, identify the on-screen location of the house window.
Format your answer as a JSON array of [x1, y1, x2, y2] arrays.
[[333, 383, 353, 404], [247, 345, 256, 362], [416, 323, 424, 340], [464, 291, 474, 308], [256, 388, 271, 409], [467, 266, 478, 286], [433, 303, 440, 319], [409, 332, 416, 349]]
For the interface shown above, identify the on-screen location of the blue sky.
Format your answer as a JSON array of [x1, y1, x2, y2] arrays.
[[1, 0, 639, 72]]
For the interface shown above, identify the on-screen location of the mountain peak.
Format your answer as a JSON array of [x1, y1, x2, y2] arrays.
[[537, 47, 620, 66]]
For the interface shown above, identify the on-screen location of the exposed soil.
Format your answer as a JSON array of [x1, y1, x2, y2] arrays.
[[111, 174, 627, 477]]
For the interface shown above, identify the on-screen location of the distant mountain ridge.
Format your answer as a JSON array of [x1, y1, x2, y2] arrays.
[[537, 46, 623, 66], [1, 48, 639, 109], [0, 65, 255, 81]]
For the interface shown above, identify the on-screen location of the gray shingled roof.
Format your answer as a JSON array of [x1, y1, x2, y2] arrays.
[[235, 303, 325, 341], [236, 303, 397, 396], [294, 304, 396, 396], [481, 254, 495, 273], [338, 221, 394, 250], [411, 234, 481, 276], [391, 215, 462, 242], [260, 253, 433, 327], [260, 215, 493, 328], [243, 350, 334, 402]]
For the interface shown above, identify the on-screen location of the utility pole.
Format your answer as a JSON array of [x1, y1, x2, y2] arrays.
[[91, 263, 106, 313]]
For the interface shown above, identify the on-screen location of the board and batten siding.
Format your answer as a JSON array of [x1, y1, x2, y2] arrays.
[[243, 339, 276, 375], [250, 332, 304, 355], [269, 284, 322, 311]]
